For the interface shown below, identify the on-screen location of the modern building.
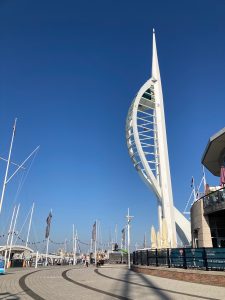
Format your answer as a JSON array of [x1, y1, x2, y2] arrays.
[[191, 128, 225, 248], [126, 30, 191, 247]]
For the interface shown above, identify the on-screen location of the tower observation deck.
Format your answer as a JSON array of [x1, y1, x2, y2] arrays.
[[126, 31, 191, 247]]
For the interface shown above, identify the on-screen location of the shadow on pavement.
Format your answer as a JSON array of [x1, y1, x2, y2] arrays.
[[121, 270, 171, 300], [134, 271, 171, 299], [96, 267, 220, 300], [0, 292, 20, 299], [121, 269, 131, 299]]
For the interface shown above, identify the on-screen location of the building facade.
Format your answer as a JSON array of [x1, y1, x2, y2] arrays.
[[191, 127, 225, 248]]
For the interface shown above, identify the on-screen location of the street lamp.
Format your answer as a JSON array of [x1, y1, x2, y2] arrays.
[[126, 208, 133, 270]]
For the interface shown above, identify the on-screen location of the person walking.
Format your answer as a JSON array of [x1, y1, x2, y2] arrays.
[[85, 256, 89, 267]]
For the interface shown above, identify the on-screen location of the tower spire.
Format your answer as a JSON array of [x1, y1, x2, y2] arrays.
[[152, 29, 161, 83], [151, 29, 177, 247]]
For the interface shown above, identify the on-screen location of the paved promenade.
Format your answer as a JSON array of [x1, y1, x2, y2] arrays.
[[0, 265, 225, 300]]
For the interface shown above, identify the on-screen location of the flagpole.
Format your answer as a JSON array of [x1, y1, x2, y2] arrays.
[[35, 251, 39, 268], [144, 232, 146, 248], [125, 225, 127, 250], [74, 229, 77, 265], [73, 224, 75, 265], [115, 224, 117, 245], [45, 209, 52, 266], [45, 236, 50, 266], [0, 118, 17, 214], [95, 220, 97, 267], [64, 238, 67, 254], [90, 238, 93, 253]]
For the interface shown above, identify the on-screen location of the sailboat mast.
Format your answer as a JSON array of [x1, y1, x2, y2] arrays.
[[26, 202, 34, 247], [0, 118, 17, 214], [74, 229, 77, 265], [4, 205, 16, 270], [7, 203, 20, 267]]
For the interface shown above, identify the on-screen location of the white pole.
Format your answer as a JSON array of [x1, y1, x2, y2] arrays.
[[26, 202, 34, 247], [127, 211, 130, 269], [73, 224, 75, 265], [0, 118, 17, 214], [35, 251, 39, 268], [99, 221, 103, 252], [90, 238, 93, 253], [125, 225, 127, 250], [115, 224, 117, 244], [4, 205, 16, 270], [95, 220, 97, 266], [193, 177, 197, 201], [45, 209, 52, 266], [45, 236, 50, 266], [126, 208, 133, 270], [97, 221, 100, 252], [64, 238, 67, 253], [74, 230, 77, 265], [203, 166, 207, 189], [7, 203, 20, 268]]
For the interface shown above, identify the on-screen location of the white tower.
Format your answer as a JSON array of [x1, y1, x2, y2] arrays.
[[126, 30, 191, 247]]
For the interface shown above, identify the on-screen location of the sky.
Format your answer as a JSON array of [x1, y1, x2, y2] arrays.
[[0, 0, 225, 252]]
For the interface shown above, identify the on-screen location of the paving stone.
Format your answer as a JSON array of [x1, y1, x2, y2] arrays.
[[0, 265, 224, 299]]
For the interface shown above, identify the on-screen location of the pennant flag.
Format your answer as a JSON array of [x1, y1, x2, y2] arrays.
[[121, 228, 125, 241], [191, 177, 194, 188], [196, 191, 199, 199], [92, 221, 96, 241], [13, 119, 17, 135], [45, 211, 52, 239], [121, 228, 125, 249]]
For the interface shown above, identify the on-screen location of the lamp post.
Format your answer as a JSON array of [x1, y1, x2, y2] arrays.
[[126, 208, 133, 270]]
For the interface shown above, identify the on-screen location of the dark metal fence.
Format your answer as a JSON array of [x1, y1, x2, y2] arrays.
[[133, 248, 225, 271]]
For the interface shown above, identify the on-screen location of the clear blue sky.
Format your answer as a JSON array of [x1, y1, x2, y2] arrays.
[[0, 0, 225, 252]]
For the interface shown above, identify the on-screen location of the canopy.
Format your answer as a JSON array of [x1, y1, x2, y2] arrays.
[[202, 127, 225, 176]]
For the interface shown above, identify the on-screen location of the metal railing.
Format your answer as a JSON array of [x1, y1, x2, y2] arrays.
[[202, 187, 225, 214], [133, 247, 225, 271]]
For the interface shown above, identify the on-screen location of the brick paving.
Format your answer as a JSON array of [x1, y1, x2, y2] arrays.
[[132, 265, 225, 287], [0, 264, 225, 299]]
